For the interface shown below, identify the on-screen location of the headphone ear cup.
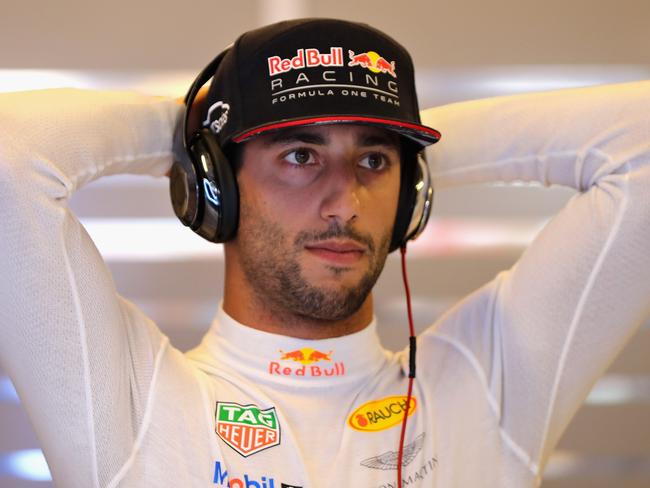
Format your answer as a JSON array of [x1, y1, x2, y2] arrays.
[[197, 130, 239, 242], [404, 154, 434, 242], [389, 152, 434, 252], [170, 112, 201, 228], [170, 160, 200, 227], [184, 129, 238, 243]]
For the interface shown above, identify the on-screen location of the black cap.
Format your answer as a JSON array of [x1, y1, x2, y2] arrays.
[[201, 18, 440, 148]]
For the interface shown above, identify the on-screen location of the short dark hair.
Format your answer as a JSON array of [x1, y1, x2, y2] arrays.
[[223, 142, 245, 174]]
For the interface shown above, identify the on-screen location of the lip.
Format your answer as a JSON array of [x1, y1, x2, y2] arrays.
[[304, 240, 366, 265], [306, 240, 366, 253]]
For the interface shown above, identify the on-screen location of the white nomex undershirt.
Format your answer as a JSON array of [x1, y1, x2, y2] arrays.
[[0, 82, 649, 487]]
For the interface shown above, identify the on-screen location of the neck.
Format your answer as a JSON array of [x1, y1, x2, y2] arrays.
[[223, 253, 374, 340], [223, 288, 374, 340]]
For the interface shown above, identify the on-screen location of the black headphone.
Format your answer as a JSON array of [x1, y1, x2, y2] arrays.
[[170, 49, 434, 251]]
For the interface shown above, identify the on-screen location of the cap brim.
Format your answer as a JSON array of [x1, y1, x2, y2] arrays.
[[231, 115, 441, 147]]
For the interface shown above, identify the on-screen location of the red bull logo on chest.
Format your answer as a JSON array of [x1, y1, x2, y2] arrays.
[[215, 402, 281, 457], [279, 347, 332, 365], [268, 348, 346, 377]]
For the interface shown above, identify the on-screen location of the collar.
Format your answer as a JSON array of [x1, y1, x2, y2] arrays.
[[187, 305, 390, 390]]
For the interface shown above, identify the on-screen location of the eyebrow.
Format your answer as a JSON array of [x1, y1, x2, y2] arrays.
[[265, 130, 326, 146], [359, 134, 401, 151], [264, 128, 401, 151]]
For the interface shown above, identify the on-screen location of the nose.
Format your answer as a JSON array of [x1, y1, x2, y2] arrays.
[[319, 165, 361, 225]]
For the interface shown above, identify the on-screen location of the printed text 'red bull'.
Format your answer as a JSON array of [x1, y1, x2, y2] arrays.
[[269, 348, 346, 377], [268, 48, 344, 76], [268, 361, 346, 377]]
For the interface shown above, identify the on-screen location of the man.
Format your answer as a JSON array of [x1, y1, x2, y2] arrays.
[[0, 18, 649, 488]]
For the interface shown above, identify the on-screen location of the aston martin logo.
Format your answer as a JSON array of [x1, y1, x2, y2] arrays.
[[360, 432, 426, 470]]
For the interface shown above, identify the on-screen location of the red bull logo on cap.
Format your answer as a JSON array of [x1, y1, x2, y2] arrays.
[[266, 46, 400, 109], [348, 50, 397, 78], [268, 47, 344, 76]]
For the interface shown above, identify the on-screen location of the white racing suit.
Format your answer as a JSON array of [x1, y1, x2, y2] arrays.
[[1, 82, 649, 487]]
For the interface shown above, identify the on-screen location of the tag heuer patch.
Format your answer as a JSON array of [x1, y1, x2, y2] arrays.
[[215, 402, 281, 457]]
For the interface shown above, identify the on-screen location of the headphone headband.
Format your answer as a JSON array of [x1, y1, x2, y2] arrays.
[[170, 22, 434, 249], [182, 47, 231, 149]]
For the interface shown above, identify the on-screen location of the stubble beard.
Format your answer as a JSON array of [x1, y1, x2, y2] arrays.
[[236, 201, 391, 325]]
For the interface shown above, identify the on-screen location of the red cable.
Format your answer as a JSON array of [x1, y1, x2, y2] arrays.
[[397, 245, 416, 488], [399, 245, 416, 341]]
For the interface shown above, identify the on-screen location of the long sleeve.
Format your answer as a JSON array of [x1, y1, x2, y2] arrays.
[[0, 89, 180, 487], [419, 81, 650, 480]]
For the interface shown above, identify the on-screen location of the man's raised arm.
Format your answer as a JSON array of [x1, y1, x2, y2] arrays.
[[0, 89, 179, 486], [419, 81, 650, 480]]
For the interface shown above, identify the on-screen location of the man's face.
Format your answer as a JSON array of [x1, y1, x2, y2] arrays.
[[228, 124, 402, 323]]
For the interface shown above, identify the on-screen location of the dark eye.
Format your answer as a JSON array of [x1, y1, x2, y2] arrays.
[[359, 153, 387, 170], [284, 148, 314, 166]]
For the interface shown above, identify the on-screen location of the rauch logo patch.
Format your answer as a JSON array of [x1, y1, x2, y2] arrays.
[[348, 395, 417, 432], [215, 402, 280, 457]]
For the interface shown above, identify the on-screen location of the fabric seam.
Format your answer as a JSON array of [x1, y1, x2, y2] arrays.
[[430, 333, 539, 475], [106, 335, 170, 488], [61, 213, 101, 488], [533, 160, 630, 478]]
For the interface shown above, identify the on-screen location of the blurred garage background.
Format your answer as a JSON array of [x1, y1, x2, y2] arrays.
[[1, 0, 649, 486]]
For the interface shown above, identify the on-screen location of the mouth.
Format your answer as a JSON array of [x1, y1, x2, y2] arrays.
[[304, 240, 367, 265]]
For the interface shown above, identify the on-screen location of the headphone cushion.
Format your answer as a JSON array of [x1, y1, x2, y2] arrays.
[[390, 152, 418, 252], [191, 130, 239, 242]]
